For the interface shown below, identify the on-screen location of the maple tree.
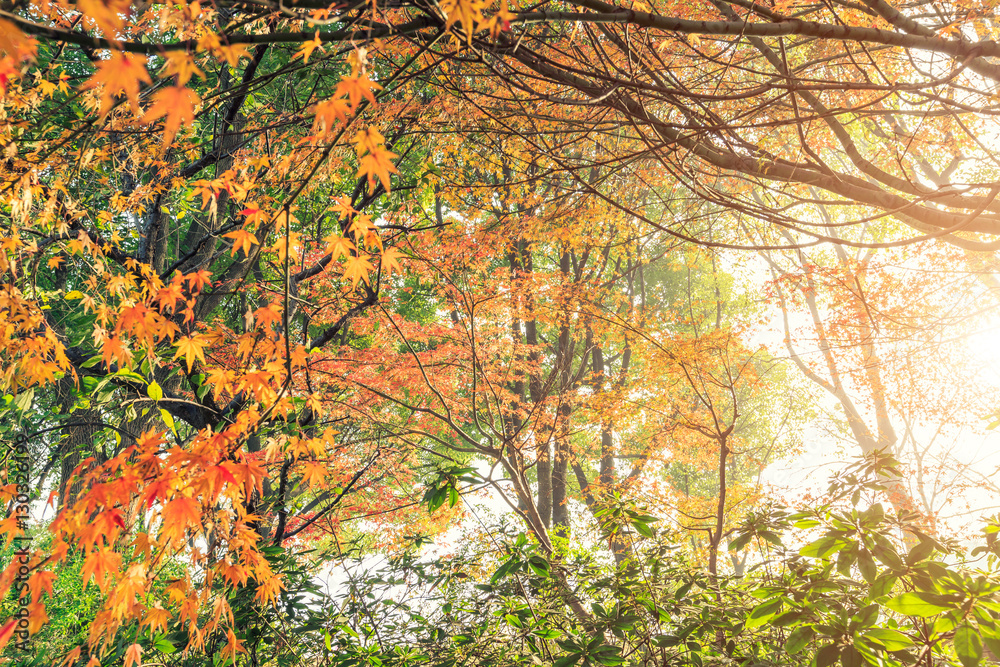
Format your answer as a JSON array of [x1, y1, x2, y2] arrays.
[[3, 0, 1000, 664]]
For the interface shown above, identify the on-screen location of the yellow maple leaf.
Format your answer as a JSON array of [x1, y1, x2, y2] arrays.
[[173, 335, 208, 372], [271, 231, 301, 263], [144, 85, 201, 147], [299, 461, 328, 487], [215, 43, 251, 68], [84, 52, 151, 118]]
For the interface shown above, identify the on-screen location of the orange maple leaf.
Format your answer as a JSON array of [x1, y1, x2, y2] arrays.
[[335, 72, 381, 109], [124, 643, 143, 667], [85, 52, 151, 118], [222, 628, 247, 661], [173, 335, 208, 372], [343, 254, 375, 289], [160, 51, 204, 86], [81, 547, 121, 594], [28, 570, 55, 603], [160, 496, 201, 541], [144, 86, 201, 147], [222, 228, 260, 257], [312, 96, 352, 136], [380, 247, 406, 278], [77, 0, 132, 34], [296, 31, 324, 63], [0, 620, 16, 654], [352, 128, 398, 192], [324, 234, 356, 261], [299, 461, 328, 487]]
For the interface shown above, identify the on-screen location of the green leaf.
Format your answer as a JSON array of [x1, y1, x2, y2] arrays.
[[800, 536, 849, 559], [153, 638, 177, 654], [81, 354, 103, 368], [13, 388, 33, 413], [982, 635, 1000, 663], [840, 645, 863, 667], [631, 520, 654, 538], [553, 655, 579, 667], [785, 626, 814, 654], [857, 549, 878, 583], [885, 592, 954, 618], [160, 408, 177, 435], [728, 533, 751, 552], [745, 598, 783, 629], [863, 628, 913, 651], [954, 625, 983, 667], [905, 540, 935, 565], [815, 643, 839, 667], [147, 380, 163, 401]]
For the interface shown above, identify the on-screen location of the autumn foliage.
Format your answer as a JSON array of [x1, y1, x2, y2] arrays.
[[4, 0, 1000, 663]]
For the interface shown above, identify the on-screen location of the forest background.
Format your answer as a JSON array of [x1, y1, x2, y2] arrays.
[[5, 0, 1000, 664]]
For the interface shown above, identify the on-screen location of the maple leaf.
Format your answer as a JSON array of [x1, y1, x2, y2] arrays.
[[143, 604, 171, 634], [160, 496, 201, 541], [271, 230, 301, 263], [343, 254, 375, 289], [296, 31, 324, 63], [312, 96, 352, 136], [84, 52, 152, 118], [222, 228, 260, 257], [440, 0, 486, 42], [28, 570, 55, 603], [173, 335, 208, 372], [144, 86, 201, 147], [222, 628, 247, 662], [0, 20, 35, 63], [324, 234, 356, 260], [352, 128, 398, 192], [240, 203, 270, 227], [300, 461, 328, 487], [61, 646, 82, 667], [335, 72, 382, 109], [46, 255, 64, 269], [27, 603, 48, 634], [81, 547, 121, 594], [215, 43, 251, 67], [77, 0, 132, 34], [0, 620, 15, 654], [102, 336, 131, 369], [357, 149, 399, 192], [381, 247, 406, 278], [124, 643, 143, 667], [252, 303, 283, 329], [185, 269, 213, 293], [160, 51, 204, 86]]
